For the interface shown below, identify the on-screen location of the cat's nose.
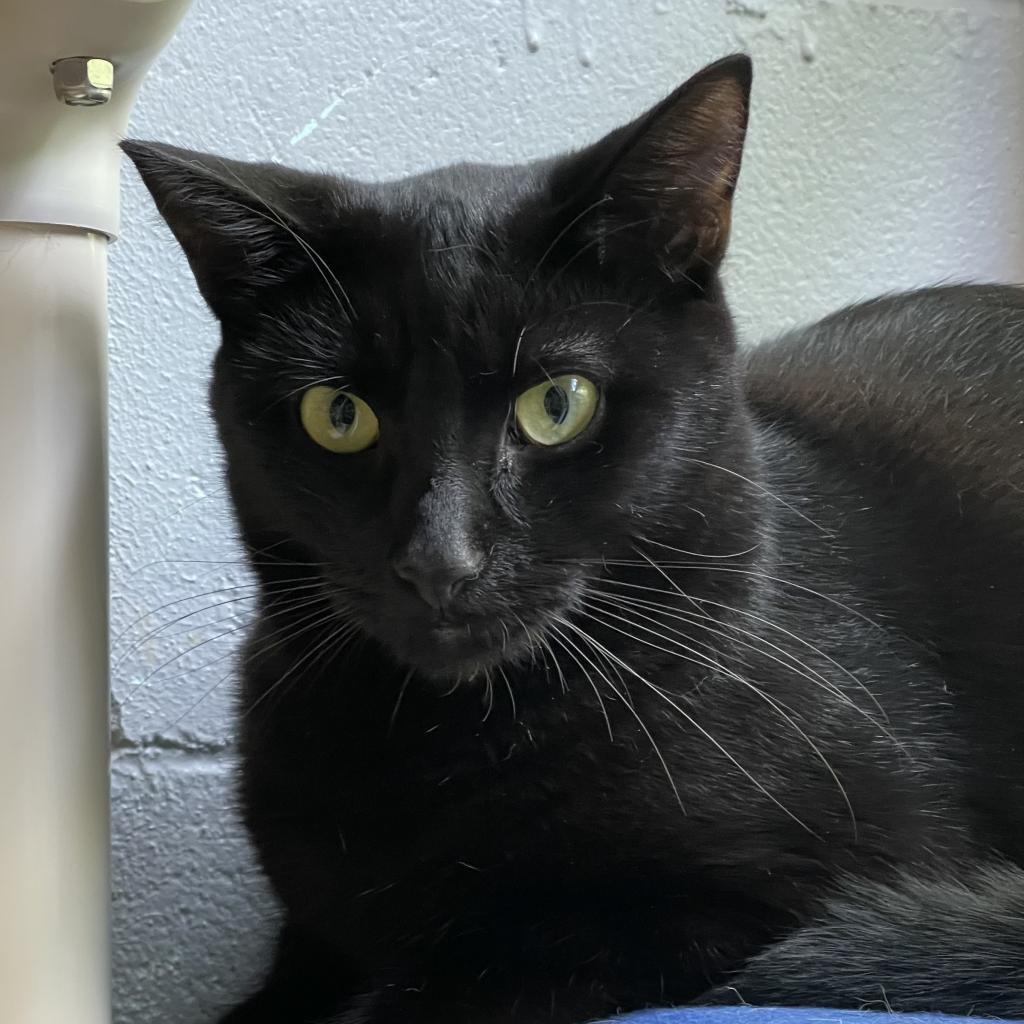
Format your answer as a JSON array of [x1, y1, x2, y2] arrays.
[[392, 547, 483, 611]]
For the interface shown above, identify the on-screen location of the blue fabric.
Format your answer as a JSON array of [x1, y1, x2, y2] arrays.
[[601, 1008, 1015, 1024]]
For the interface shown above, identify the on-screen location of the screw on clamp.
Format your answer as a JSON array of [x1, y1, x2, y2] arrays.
[[51, 57, 114, 106]]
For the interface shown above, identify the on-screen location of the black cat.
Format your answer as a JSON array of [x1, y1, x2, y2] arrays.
[[123, 54, 1024, 1023]]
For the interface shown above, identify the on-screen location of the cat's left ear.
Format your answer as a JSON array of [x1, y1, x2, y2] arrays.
[[551, 54, 752, 284], [121, 140, 336, 320]]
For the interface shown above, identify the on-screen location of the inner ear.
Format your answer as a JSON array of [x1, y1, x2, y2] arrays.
[[122, 141, 340, 320], [548, 54, 752, 286]]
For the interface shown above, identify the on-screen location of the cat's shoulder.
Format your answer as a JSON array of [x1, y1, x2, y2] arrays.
[[741, 284, 1024, 501]]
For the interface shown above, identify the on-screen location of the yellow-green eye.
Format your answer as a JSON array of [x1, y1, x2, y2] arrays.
[[300, 386, 379, 453], [514, 374, 598, 447]]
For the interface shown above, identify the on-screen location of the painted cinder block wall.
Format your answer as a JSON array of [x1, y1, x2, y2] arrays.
[[110, 0, 1024, 1020]]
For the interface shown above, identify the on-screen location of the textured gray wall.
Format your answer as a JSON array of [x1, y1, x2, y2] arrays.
[[110, 1, 1024, 1020]]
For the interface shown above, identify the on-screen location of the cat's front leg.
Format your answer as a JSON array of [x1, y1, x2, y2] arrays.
[[213, 920, 351, 1024]]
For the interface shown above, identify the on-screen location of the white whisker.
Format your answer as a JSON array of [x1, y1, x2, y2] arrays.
[[567, 611, 819, 838], [554, 615, 685, 812]]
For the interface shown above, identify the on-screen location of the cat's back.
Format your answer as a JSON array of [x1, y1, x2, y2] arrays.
[[742, 284, 1024, 515], [744, 285, 1024, 854]]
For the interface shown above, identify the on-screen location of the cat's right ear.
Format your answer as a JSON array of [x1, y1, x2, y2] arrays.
[[121, 141, 335, 319], [545, 55, 752, 288]]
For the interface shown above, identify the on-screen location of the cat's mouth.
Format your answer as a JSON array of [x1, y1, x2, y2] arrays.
[[385, 613, 539, 680], [323, 568, 580, 682], [338, 600, 550, 681]]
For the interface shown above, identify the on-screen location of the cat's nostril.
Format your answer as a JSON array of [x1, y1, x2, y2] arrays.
[[392, 550, 483, 611]]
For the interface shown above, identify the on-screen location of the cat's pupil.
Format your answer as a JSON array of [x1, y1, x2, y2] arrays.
[[329, 393, 356, 433], [544, 385, 570, 425]]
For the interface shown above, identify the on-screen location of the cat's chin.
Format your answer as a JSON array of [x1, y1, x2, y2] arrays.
[[380, 620, 539, 683]]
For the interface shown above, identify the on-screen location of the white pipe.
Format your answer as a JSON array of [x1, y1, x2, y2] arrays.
[[0, 225, 110, 1024], [0, 2, 192, 1021]]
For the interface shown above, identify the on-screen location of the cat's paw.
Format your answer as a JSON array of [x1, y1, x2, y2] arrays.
[[213, 990, 287, 1024]]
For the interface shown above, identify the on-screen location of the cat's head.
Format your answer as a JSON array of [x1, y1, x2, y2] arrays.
[[124, 55, 753, 681]]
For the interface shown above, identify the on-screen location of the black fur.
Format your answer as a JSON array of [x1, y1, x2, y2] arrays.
[[707, 864, 1024, 1014], [122, 54, 1024, 1023]]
